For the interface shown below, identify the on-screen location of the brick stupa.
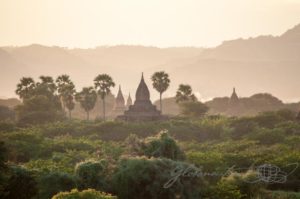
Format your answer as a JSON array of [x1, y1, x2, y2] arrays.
[[117, 73, 166, 122]]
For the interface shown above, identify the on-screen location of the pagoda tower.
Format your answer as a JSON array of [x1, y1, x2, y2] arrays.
[[111, 85, 126, 117], [229, 87, 239, 105], [117, 73, 166, 121], [126, 93, 132, 108], [227, 87, 241, 116]]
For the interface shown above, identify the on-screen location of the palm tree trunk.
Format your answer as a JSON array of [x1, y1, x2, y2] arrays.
[[86, 111, 89, 120], [102, 97, 106, 121], [160, 92, 162, 113], [69, 110, 71, 119], [61, 96, 66, 115]]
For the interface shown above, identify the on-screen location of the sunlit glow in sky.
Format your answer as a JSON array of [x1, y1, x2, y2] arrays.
[[1, 0, 300, 48]]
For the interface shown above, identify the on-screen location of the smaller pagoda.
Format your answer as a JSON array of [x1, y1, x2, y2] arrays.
[[126, 93, 132, 108], [227, 87, 241, 116], [111, 85, 126, 118]]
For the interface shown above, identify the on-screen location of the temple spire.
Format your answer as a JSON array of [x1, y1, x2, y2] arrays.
[[231, 87, 239, 100], [126, 93, 132, 107], [117, 73, 164, 121], [135, 72, 150, 102], [115, 84, 125, 107], [229, 87, 239, 109]]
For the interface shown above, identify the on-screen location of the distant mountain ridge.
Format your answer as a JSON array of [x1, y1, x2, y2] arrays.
[[199, 24, 300, 61], [1, 23, 300, 103]]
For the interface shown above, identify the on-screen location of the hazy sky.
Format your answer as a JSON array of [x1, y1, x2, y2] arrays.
[[1, 0, 300, 48]]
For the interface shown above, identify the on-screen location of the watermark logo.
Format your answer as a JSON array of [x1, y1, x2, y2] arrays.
[[163, 163, 299, 188]]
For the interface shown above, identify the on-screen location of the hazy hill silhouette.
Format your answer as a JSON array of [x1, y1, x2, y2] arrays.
[[154, 93, 300, 117], [0, 98, 21, 108], [1, 23, 300, 103], [169, 24, 300, 102]]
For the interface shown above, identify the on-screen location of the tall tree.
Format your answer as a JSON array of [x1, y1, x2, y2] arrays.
[[56, 75, 76, 118], [62, 84, 76, 119], [35, 76, 57, 100], [94, 74, 115, 121], [75, 87, 97, 120], [38, 76, 57, 94], [15, 77, 36, 100], [15, 76, 64, 125], [64, 93, 75, 119], [175, 84, 197, 103], [151, 71, 170, 113]]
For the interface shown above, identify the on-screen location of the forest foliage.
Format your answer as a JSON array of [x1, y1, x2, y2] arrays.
[[0, 109, 300, 198]]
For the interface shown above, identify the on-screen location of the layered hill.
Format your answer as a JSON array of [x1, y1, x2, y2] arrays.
[[1, 23, 300, 103]]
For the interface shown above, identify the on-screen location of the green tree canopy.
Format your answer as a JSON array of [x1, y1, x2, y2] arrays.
[[2, 166, 38, 199], [175, 84, 197, 103], [75, 160, 109, 191], [38, 171, 76, 199], [52, 189, 117, 199], [15, 77, 36, 100], [142, 131, 185, 160], [112, 157, 204, 199]]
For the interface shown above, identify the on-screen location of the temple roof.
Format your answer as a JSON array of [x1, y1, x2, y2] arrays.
[[127, 93, 132, 106], [230, 87, 239, 102], [115, 85, 125, 106], [135, 73, 150, 102]]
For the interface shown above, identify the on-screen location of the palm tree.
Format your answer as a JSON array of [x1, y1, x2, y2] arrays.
[[63, 84, 76, 119], [151, 71, 170, 113], [34, 76, 57, 100], [75, 87, 97, 120], [94, 74, 115, 121], [16, 77, 36, 100], [175, 84, 197, 103], [56, 75, 76, 118], [38, 76, 57, 94]]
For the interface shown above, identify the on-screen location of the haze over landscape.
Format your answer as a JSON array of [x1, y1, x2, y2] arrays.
[[2, 2, 300, 199], [1, 0, 300, 102], [1, 23, 300, 102]]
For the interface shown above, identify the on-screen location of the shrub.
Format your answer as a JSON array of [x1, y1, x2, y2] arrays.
[[2, 130, 44, 162], [215, 180, 243, 199], [0, 141, 9, 195], [230, 117, 258, 139], [249, 128, 285, 145], [112, 157, 205, 199], [220, 170, 265, 198], [0, 106, 15, 121], [75, 160, 109, 191], [52, 189, 117, 199], [187, 151, 225, 173], [262, 190, 300, 199], [38, 171, 76, 199], [3, 166, 38, 199], [142, 131, 185, 160]]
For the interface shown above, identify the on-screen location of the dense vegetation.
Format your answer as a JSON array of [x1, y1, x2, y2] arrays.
[[0, 73, 299, 198], [0, 109, 300, 198]]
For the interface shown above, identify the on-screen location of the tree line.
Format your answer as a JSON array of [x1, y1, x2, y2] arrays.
[[14, 71, 208, 124]]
